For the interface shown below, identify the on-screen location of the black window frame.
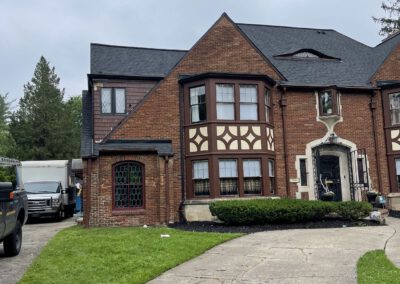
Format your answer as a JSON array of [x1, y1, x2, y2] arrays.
[[101, 87, 126, 115], [300, 158, 307, 186]]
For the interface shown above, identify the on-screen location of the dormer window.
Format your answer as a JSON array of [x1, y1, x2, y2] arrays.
[[274, 49, 340, 61], [318, 89, 338, 116], [101, 88, 126, 114]]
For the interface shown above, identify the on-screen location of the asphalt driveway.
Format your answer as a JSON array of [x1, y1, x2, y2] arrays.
[[0, 218, 75, 284], [151, 220, 397, 283]]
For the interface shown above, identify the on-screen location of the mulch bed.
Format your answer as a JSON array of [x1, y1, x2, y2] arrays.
[[169, 219, 383, 234]]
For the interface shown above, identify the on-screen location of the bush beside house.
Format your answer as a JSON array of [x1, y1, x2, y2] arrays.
[[209, 199, 372, 225]]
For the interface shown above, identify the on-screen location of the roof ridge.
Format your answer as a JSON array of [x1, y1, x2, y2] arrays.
[[237, 22, 334, 31], [91, 43, 188, 52], [375, 31, 400, 47]]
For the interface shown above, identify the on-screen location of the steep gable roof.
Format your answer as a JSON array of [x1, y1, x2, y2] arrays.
[[90, 43, 187, 77]]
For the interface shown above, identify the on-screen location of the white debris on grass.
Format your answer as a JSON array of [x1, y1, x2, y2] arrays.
[[161, 234, 170, 238]]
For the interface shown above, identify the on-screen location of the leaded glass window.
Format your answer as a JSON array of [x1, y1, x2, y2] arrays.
[[219, 159, 238, 195], [216, 84, 235, 120], [243, 159, 261, 194], [101, 87, 126, 115], [101, 88, 112, 113], [390, 93, 400, 125], [240, 85, 258, 120], [114, 162, 144, 209], [115, 88, 126, 114]]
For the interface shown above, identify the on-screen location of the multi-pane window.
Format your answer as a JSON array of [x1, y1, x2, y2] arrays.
[[265, 89, 271, 123], [243, 159, 261, 194], [240, 85, 258, 120], [113, 162, 143, 209], [192, 160, 210, 196], [396, 159, 400, 190], [319, 90, 334, 116], [300, 159, 307, 186], [190, 85, 206, 123], [216, 84, 235, 120], [268, 159, 275, 194], [219, 159, 238, 195], [101, 88, 126, 114], [390, 93, 400, 125]]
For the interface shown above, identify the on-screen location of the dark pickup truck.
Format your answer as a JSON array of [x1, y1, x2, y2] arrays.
[[0, 157, 28, 256]]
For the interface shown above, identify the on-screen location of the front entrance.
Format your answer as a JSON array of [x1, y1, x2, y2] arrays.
[[319, 155, 342, 201]]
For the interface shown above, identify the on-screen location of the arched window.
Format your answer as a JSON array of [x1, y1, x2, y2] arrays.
[[113, 161, 144, 209]]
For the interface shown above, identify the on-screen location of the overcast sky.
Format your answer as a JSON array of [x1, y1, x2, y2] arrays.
[[0, 0, 386, 107]]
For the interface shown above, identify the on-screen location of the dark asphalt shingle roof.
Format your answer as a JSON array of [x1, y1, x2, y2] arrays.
[[81, 90, 93, 158], [90, 24, 400, 87], [237, 23, 400, 87], [90, 43, 187, 77]]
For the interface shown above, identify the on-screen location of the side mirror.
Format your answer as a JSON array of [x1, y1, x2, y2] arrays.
[[0, 182, 14, 201]]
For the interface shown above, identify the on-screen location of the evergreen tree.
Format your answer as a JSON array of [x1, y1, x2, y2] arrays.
[[373, 0, 400, 37], [10, 56, 71, 160], [0, 93, 16, 157]]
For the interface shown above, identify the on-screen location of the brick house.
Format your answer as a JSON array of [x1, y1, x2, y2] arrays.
[[81, 13, 400, 227]]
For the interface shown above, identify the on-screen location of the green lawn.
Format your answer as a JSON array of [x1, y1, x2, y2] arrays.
[[358, 250, 400, 284], [20, 226, 241, 284]]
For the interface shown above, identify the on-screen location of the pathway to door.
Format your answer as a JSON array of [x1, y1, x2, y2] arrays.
[[151, 218, 399, 283]]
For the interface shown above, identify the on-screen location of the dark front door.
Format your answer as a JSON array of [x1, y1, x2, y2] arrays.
[[319, 155, 342, 201]]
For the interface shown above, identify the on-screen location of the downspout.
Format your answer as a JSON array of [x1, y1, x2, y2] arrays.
[[178, 83, 186, 222], [84, 158, 92, 228], [280, 87, 291, 197], [164, 155, 170, 224], [371, 91, 383, 192]]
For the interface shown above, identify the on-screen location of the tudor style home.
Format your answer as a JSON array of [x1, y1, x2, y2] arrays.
[[81, 13, 400, 227]]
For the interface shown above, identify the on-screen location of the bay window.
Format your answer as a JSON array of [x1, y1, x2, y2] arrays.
[[219, 159, 238, 195], [265, 89, 271, 123], [190, 85, 206, 123], [243, 159, 261, 194], [390, 93, 400, 125], [240, 85, 258, 120], [192, 160, 210, 196], [216, 84, 235, 120], [268, 159, 275, 194]]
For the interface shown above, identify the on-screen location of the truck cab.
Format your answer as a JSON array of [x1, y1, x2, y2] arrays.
[[0, 157, 28, 256]]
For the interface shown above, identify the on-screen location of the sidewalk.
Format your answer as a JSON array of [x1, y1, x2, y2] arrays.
[[150, 224, 395, 283], [385, 216, 400, 267]]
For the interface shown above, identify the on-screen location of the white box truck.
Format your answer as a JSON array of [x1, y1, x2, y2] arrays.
[[18, 160, 76, 220]]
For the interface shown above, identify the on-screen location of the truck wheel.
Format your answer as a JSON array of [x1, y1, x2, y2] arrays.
[[55, 206, 64, 222], [3, 221, 22, 257]]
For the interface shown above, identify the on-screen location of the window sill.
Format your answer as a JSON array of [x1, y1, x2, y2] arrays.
[[112, 209, 145, 216]]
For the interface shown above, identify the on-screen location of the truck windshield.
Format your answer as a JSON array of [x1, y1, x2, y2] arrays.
[[24, 182, 60, 194]]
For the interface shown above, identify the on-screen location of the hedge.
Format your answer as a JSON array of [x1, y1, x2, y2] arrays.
[[209, 199, 372, 225]]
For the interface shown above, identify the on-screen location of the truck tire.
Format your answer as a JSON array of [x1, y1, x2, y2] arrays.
[[55, 206, 64, 222], [3, 221, 22, 257]]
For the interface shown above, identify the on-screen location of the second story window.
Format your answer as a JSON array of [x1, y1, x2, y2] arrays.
[[101, 88, 126, 114], [390, 92, 400, 125], [216, 84, 235, 120], [190, 85, 206, 123], [319, 90, 334, 116], [265, 89, 271, 123], [240, 85, 258, 120]]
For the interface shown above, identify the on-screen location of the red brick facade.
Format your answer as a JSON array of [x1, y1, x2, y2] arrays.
[[83, 15, 400, 227]]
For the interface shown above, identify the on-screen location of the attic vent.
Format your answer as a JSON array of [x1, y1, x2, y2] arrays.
[[316, 30, 326, 35], [274, 49, 340, 61]]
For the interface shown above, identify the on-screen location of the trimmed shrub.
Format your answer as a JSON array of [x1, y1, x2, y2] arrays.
[[209, 199, 335, 225], [333, 201, 372, 220]]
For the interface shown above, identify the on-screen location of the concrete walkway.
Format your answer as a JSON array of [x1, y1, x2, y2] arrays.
[[151, 219, 400, 284]]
